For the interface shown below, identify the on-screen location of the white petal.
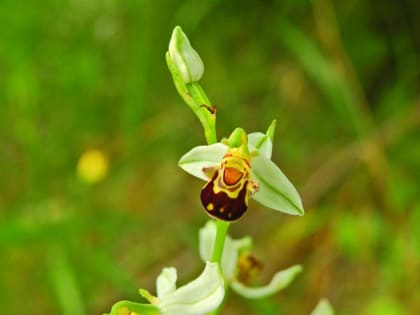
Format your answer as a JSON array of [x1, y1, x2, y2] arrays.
[[157, 267, 177, 298], [199, 221, 252, 281], [231, 265, 302, 299], [198, 221, 216, 262], [248, 132, 272, 159], [158, 262, 224, 315], [179, 143, 227, 181], [251, 155, 304, 216], [311, 299, 334, 315]]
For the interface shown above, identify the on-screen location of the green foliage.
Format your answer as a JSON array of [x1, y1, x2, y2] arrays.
[[0, 0, 418, 314]]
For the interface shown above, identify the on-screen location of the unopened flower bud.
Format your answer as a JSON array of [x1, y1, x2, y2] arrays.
[[168, 26, 204, 83]]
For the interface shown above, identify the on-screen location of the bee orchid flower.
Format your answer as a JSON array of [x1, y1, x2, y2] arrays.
[[199, 220, 302, 298], [179, 121, 304, 221], [105, 262, 224, 315]]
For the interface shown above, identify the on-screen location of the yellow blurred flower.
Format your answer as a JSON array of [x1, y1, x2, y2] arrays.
[[77, 149, 109, 183]]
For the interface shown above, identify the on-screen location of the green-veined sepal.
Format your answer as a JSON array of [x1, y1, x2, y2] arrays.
[[230, 265, 302, 299], [250, 155, 304, 216], [179, 143, 227, 180]]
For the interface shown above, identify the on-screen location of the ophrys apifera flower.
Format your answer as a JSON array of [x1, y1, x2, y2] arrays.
[[179, 121, 304, 221], [105, 262, 224, 315], [199, 220, 302, 298]]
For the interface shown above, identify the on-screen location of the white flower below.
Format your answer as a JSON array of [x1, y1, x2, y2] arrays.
[[199, 220, 302, 299], [143, 261, 225, 315], [106, 262, 224, 315]]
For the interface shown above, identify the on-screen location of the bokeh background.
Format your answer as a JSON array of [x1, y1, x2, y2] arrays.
[[1, 0, 419, 314]]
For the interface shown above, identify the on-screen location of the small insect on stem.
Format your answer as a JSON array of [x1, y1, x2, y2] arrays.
[[200, 104, 217, 114]]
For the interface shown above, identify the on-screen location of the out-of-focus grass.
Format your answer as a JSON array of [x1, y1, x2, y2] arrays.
[[0, 0, 419, 314]]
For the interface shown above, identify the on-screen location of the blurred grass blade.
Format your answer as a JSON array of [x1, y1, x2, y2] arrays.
[[48, 247, 86, 315], [277, 19, 370, 137], [81, 249, 139, 296]]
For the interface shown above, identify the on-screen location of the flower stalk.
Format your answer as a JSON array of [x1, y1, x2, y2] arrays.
[[167, 25, 230, 266], [166, 26, 217, 145], [211, 220, 230, 263]]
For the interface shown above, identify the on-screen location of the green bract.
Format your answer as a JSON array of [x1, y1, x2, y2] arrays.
[[311, 299, 335, 315], [168, 26, 204, 83], [179, 123, 304, 216], [105, 262, 224, 315], [199, 221, 302, 298], [105, 301, 160, 315]]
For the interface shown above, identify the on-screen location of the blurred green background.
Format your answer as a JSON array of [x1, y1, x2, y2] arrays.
[[0, 0, 419, 314]]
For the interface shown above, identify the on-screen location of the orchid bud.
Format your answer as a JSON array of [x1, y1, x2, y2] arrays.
[[168, 26, 204, 83]]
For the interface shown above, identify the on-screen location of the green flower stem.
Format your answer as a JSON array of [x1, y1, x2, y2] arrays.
[[168, 49, 227, 260], [187, 82, 217, 145], [166, 52, 217, 145], [207, 220, 230, 315], [211, 220, 230, 262], [167, 35, 228, 314]]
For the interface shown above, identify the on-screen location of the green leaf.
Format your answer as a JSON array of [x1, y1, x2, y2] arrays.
[[178, 143, 227, 180], [230, 265, 302, 299], [48, 247, 86, 315], [251, 155, 304, 216], [105, 301, 161, 315], [311, 299, 334, 315]]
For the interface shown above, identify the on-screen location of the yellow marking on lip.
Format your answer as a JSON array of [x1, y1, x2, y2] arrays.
[[219, 207, 225, 213], [207, 203, 214, 211]]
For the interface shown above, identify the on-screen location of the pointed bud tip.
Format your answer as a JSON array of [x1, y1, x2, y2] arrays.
[[266, 120, 276, 142]]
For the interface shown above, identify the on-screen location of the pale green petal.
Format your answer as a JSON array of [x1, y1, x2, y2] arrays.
[[158, 262, 224, 315], [179, 143, 227, 181], [168, 26, 204, 83], [311, 299, 334, 315], [105, 300, 161, 315], [156, 267, 177, 298], [248, 132, 272, 159], [199, 220, 252, 280], [251, 155, 304, 216], [231, 265, 302, 299]]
